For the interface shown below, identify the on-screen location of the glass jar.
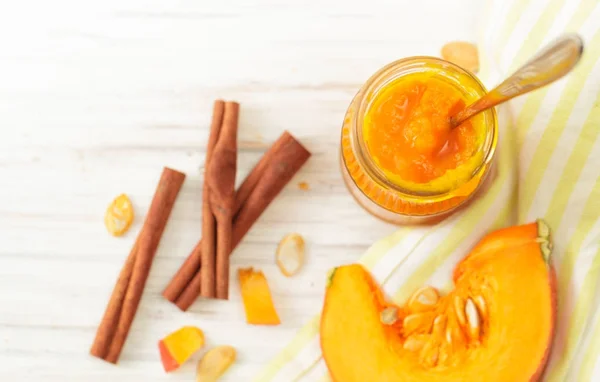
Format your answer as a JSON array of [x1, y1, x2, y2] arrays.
[[340, 57, 498, 224]]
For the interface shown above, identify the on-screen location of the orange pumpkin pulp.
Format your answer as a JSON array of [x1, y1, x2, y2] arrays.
[[364, 74, 481, 185]]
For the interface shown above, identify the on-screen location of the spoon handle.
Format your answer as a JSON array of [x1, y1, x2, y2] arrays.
[[450, 34, 584, 127]]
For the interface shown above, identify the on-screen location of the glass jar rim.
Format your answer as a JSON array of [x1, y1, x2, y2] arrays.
[[351, 56, 498, 198]]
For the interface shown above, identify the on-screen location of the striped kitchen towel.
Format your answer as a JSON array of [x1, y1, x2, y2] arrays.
[[255, 0, 600, 380]]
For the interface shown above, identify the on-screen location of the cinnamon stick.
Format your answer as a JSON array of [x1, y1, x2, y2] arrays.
[[164, 132, 310, 310], [162, 238, 202, 303], [162, 132, 304, 306], [162, 102, 240, 303], [89, 239, 138, 360], [207, 102, 239, 299], [175, 269, 203, 311], [230, 133, 311, 247], [200, 100, 225, 298], [90, 167, 185, 364]]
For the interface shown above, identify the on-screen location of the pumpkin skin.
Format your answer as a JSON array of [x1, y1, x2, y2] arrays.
[[321, 221, 556, 382]]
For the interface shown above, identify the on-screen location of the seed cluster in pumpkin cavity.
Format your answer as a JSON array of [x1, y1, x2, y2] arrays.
[[320, 221, 556, 382]]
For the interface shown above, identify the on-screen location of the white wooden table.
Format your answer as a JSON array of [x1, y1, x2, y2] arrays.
[[0, 1, 482, 380]]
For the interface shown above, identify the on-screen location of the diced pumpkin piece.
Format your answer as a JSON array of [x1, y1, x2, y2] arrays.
[[158, 341, 179, 372], [321, 221, 556, 381], [238, 268, 281, 325], [158, 326, 205, 372]]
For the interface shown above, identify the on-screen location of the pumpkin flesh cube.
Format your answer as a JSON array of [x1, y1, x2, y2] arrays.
[[238, 267, 281, 325], [158, 326, 205, 372]]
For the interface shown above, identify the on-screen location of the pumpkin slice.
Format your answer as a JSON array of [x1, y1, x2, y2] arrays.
[[321, 221, 556, 382]]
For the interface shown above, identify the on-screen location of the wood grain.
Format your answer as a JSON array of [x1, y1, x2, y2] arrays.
[[0, 0, 481, 380]]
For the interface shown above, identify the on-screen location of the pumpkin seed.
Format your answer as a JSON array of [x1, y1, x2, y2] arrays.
[[276, 233, 305, 277], [403, 334, 429, 352], [196, 345, 236, 382], [474, 295, 487, 320], [407, 286, 439, 312], [465, 298, 480, 340], [380, 306, 399, 325], [453, 296, 466, 327], [403, 312, 435, 337], [432, 315, 447, 338], [419, 340, 439, 368]]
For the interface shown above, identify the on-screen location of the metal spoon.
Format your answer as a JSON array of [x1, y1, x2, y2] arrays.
[[449, 34, 584, 128]]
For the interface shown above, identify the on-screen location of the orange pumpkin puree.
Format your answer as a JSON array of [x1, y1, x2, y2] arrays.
[[364, 73, 483, 187]]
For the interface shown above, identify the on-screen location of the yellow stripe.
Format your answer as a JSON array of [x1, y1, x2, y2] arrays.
[[545, 178, 600, 379], [549, 246, 600, 381], [507, 0, 567, 73], [519, 28, 600, 219], [544, 93, 600, 228], [494, 198, 515, 231], [380, 226, 443, 287], [513, 0, 598, 147], [477, 0, 501, 82], [514, 88, 547, 150], [564, 246, 600, 382], [252, 315, 320, 382], [292, 358, 323, 382], [563, 0, 600, 34], [359, 228, 412, 270], [578, 319, 600, 381], [557, 178, 600, 296], [478, 0, 495, 50], [478, 40, 492, 90], [494, 0, 535, 62]]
